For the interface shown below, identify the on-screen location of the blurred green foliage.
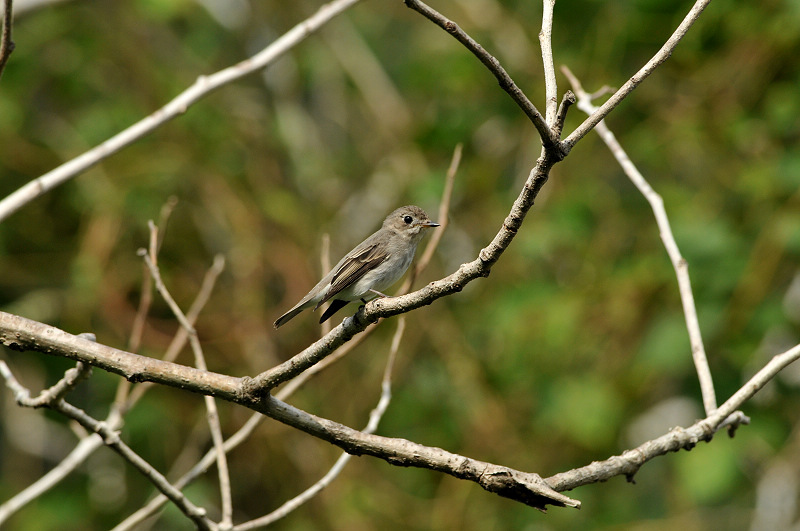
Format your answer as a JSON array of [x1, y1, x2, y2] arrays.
[[1, 0, 799, 529]]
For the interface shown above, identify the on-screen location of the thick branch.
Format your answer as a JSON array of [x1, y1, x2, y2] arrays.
[[0, 312, 242, 399], [256, 395, 578, 510], [0, 311, 574, 509], [5, 311, 798, 510]]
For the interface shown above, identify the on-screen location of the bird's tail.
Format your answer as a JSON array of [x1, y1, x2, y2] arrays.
[[273, 306, 307, 328]]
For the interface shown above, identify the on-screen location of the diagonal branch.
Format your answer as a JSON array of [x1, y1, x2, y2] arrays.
[[247, 155, 557, 393], [0, 214, 223, 526], [561, 0, 713, 152], [0, 0, 363, 223], [546, 345, 800, 489], [235, 318, 407, 529], [404, 0, 562, 156], [0, 0, 14, 80], [141, 247, 233, 528], [0, 360, 217, 530]]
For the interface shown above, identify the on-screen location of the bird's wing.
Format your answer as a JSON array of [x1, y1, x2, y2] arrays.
[[318, 241, 389, 306]]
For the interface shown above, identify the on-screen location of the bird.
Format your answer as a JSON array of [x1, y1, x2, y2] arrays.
[[274, 205, 439, 328]]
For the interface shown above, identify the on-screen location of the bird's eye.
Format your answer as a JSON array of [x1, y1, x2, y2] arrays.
[[403, 215, 413, 224]]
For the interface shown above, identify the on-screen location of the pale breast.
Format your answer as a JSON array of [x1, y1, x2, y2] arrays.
[[342, 242, 418, 300]]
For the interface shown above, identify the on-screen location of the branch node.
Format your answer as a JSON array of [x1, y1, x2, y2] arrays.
[[239, 376, 267, 403], [99, 423, 121, 445], [553, 90, 577, 139]]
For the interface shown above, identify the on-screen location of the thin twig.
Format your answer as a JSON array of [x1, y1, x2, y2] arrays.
[[113, 413, 265, 531], [58, 402, 215, 529], [155, 196, 179, 254], [0, 341, 96, 530], [125, 252, 226, 409], [552, 90, 576, 139], [0, 0, 15, 80], [561, 65, 717, 415], [141, 250, 233, 527], [548, 345, 800, 489], [2, 360, 91, 408], [0, 0, 363, 222], [561, 0, 713, 152], [113, 217, 163, 414], [406, 142, 461, 287], [0, 361, 216, 530], [113, 198, 182, 418], [539, 0, 558, 126], [235, 318, 407, 530], [403, 0, 561, 156]]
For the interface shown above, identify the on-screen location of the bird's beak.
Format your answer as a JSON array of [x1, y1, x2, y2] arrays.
[[422, 220, 440, 228]]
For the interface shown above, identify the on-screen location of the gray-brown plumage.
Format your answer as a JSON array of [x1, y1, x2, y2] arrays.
[[274, 205, 439, 328]]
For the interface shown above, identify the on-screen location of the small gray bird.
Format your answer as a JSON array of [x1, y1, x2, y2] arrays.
[[274, 205, 439, 328]]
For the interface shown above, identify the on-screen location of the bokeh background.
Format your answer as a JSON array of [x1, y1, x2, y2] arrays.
[[1, 0, 800, 529]]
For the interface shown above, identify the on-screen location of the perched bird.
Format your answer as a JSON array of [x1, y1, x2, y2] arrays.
[[274, 205, 439, 328]]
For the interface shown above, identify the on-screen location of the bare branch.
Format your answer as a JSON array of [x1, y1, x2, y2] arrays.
[[125, 252, 227, 409], [561, 65, 717, 415], [1, 249, 226, 525], [547, 345, 800, 489], [141, 249, 233, 527], [406, 143, 461, 287], [1, 359, 91, 408], [6, 311, 800, 509], [562, 0, 712, 151], [0, 0, 363, 222], [0, 0, 14, 80], [552, 90, 576, 138], [260, 393, 578, 510], [539, 0, 558, 126], [114, 413, 266, 531], [404, 0, 562, 156], [236, 318, 407, 530], [0, 360, 217, 529], [249, 153, 556, 393], [0, 311, 576, 509], [114, 198, 181, 416], [58, 403, 215, 529]]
